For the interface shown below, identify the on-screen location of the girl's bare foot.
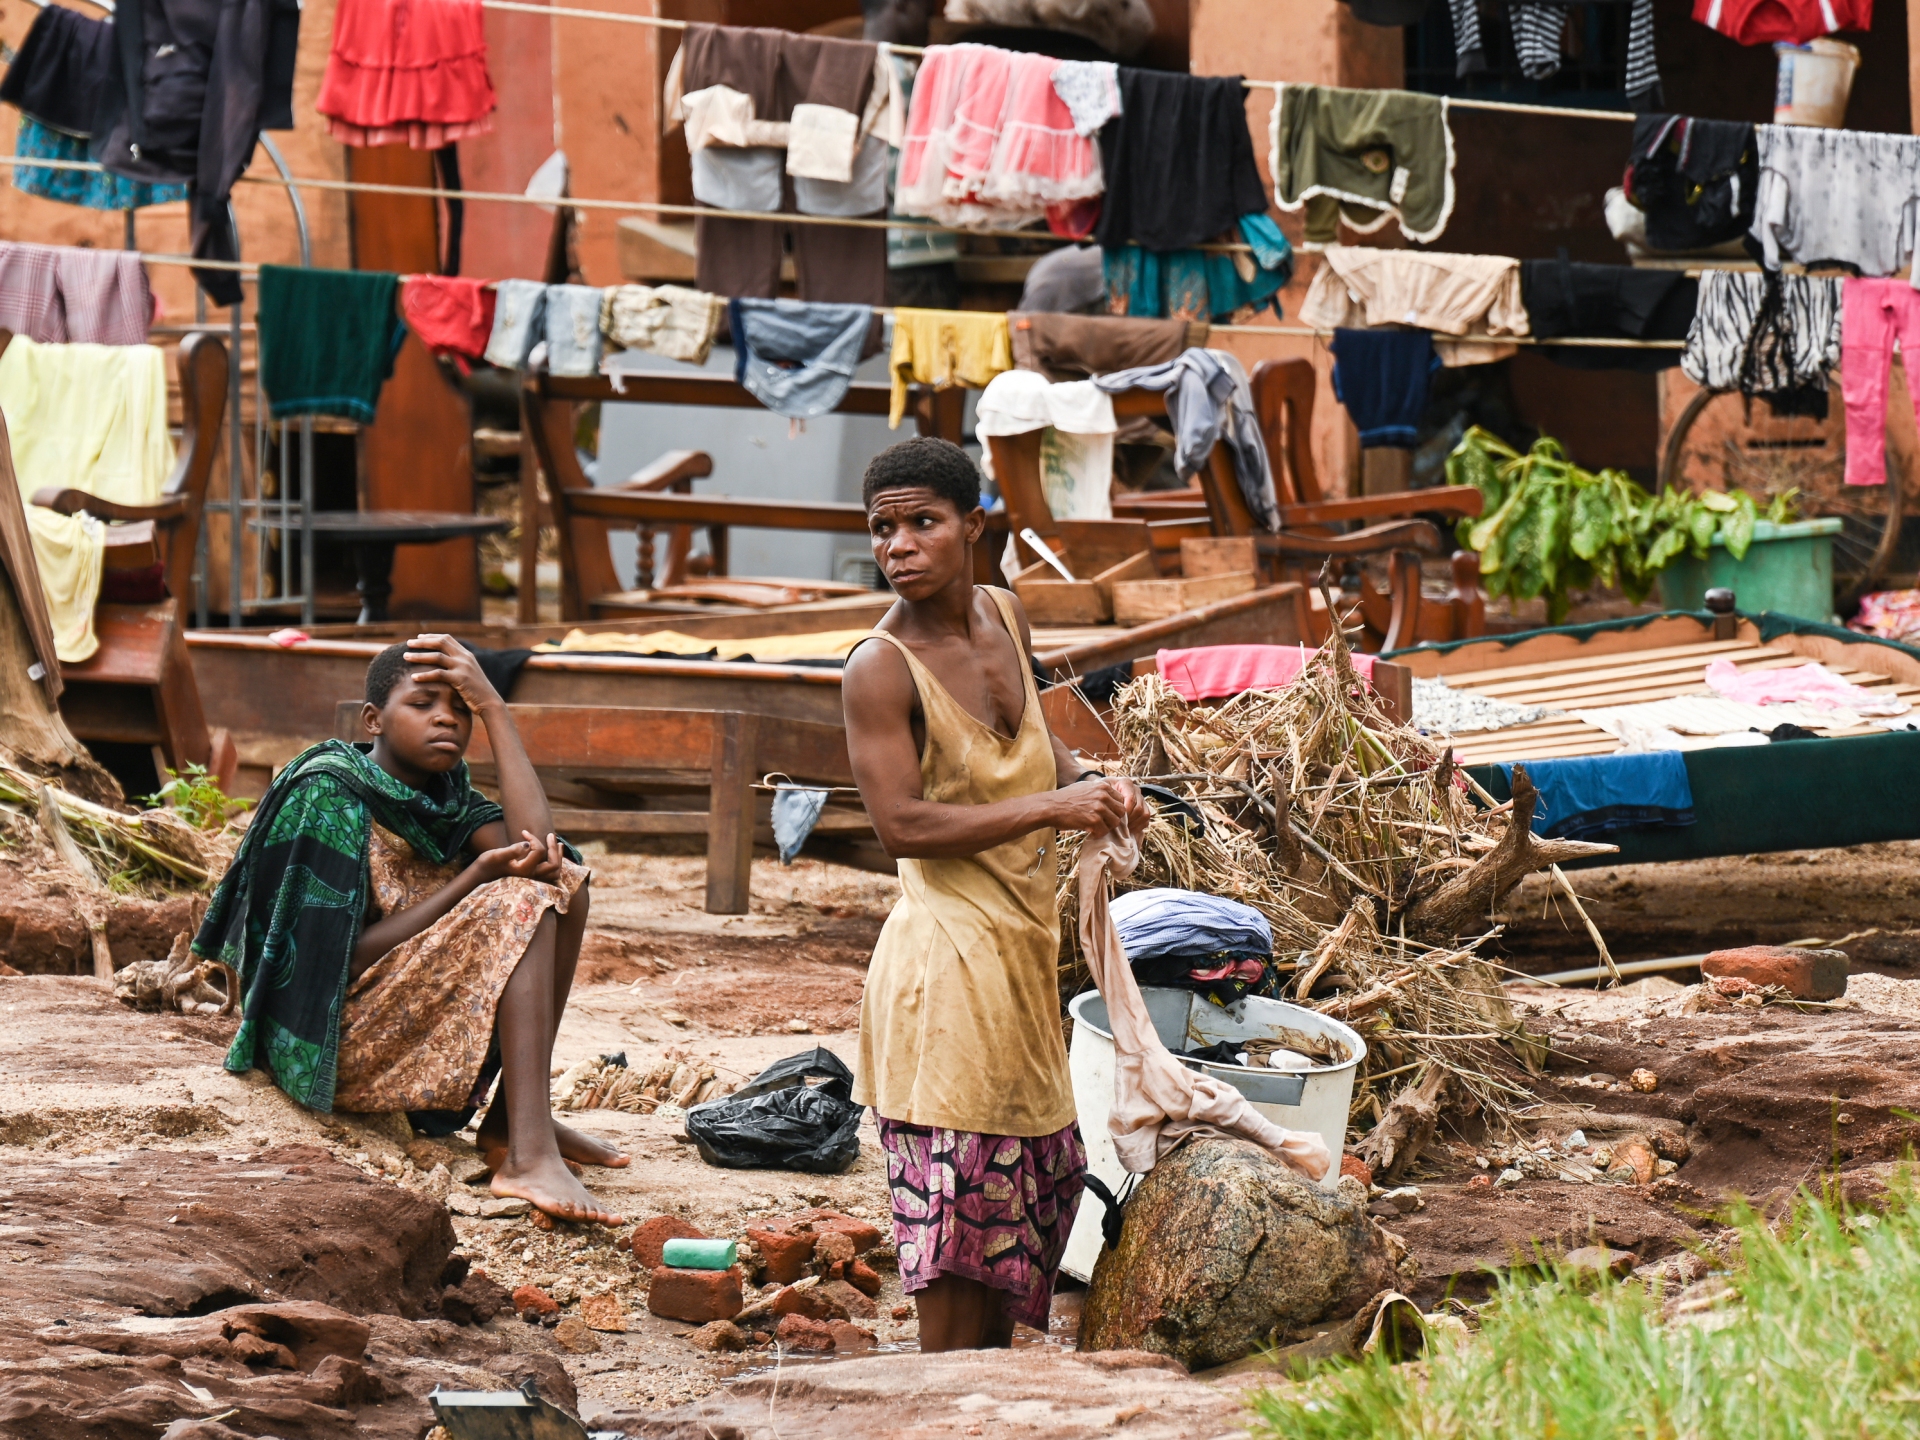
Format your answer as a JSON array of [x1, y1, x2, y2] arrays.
[[491, 1155, 625, 1226], [475, 1114, 630, 1171]]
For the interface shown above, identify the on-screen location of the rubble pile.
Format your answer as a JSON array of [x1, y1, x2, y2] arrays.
[[1062, 623, 1614, 1144]]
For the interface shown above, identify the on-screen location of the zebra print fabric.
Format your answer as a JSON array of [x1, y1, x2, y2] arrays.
[[1445, 0, 1661, 106], [1682, 270, 1841, 413]]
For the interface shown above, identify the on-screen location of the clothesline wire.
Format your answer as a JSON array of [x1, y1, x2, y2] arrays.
[[0, 153, 1260, 250], [471, 0, 1641, 123], [105, 248, 1689, 348]]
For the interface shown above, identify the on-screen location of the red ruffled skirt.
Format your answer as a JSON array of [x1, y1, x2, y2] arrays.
[[318, 0, 497, 149]]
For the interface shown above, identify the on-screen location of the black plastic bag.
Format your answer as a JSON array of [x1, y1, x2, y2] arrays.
[[684, 1047, 863, 1174]]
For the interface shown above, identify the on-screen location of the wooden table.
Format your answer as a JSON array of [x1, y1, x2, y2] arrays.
[[252, 511, 510, 623]]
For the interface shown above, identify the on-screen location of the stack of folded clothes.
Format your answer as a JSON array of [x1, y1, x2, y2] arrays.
[[1109, 888, 1275, 1005]]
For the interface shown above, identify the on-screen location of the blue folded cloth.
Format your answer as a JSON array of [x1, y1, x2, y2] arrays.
[[1500, 752, 1695, 841], [1110, 887, 1273, 962]]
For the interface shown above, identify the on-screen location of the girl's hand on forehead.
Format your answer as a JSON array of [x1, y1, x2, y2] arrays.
[[403, 633, 501, 709]]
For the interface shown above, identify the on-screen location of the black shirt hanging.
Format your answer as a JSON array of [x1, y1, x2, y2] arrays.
[[1093, 70, 1269, 254]]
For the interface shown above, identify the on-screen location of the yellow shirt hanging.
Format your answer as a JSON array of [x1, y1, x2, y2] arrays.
[[888, 309, 1013, 427]]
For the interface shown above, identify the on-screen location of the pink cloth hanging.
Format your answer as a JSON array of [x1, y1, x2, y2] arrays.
[[1075, 822, 1333, 1179], [896, 43, 1103, 235], [1156, 644, 1378, 702]]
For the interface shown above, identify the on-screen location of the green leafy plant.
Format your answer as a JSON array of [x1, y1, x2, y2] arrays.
[[1448, 428, 1797, 626], [144, 763, 252, 832]]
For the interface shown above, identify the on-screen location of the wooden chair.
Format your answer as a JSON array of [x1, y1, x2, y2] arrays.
[[1247, 358, 1487, 648], [334, 699, 869, 913], [525, 370, 1003, 620], [29, 334, 233, 785]]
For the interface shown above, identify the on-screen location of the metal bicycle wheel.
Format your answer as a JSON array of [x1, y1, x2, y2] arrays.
[[1659, 384, 1904, 606]]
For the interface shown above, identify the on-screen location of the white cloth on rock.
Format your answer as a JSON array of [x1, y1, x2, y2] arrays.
[[1075, 824, 1333, 1180]]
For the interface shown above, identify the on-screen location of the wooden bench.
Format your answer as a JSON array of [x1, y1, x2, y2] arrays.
[[332, 699, 871, 913]]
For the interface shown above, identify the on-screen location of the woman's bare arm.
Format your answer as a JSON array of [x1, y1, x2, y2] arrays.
[[842, 637, 1135, 860], [350, 831, 561, 979]]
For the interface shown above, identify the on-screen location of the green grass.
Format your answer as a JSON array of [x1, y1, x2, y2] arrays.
[[1248, 1182, 1920, 1440]]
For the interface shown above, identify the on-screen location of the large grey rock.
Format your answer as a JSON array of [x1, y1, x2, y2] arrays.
[[1080, 1137, 1400, 1370]]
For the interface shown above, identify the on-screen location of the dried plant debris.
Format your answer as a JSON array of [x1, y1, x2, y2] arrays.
[[552, 1054, 735, 1113], [1058, 616, 1613, 1141], [0, 754, 233, 891]]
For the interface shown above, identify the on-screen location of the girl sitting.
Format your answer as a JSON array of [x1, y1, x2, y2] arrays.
[[194, 634, 625, 1223]]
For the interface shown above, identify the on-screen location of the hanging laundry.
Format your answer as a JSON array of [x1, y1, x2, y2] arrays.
[[895, 44, 1105, 236], [1271, 84, 1455, 246], [1751, 124, 1920, 280], [1683, 271, 1841, 419], [317, 0, 495, 147], [24, 506, 104, 665], [1330, 328, 1440, 448], [975, 369, 1118, 523], [1052, 60, 1122, 136], [1625, 115, 1758, 254], [1693, 0, 1871, 45], [90, 0, 302, 306], [1299, 246, 1525, 366], [1104, 214, 1293, 324], [483, 279, 547, 370], [888, 308, 1012, 427], [1521, 257, 1697, 373], [1095, 349, 1277, 528], [600, 285, 727, 367], [256, 267, 406, 424], [543, 284, 607, 380], [0, 337, 174, 507], [1841, 278, 1920, 489], [11, 118, 189, 211], [731, 298, 875, 420], [1448, 0, 1660, 105], [1095, 70, 1266, 254], [665, 24, 888, 306], [401, 276, 496, 363], [0, 2, 113, 136], [0, 5, 188, 211], [1009, 312, 1206, 382], [0, 244, 155, 348]]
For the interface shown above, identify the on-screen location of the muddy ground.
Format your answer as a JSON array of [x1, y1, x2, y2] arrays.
[[6, 842, 1920, 1438]]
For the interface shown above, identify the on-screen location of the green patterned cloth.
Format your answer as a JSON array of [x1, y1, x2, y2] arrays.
[[193, 740, 503, 1112]]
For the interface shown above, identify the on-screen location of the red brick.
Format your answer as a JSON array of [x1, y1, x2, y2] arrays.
[[846, 1258, 883, 1298], [626, 1215, 709, 1270], [783, 1209, 883, 1254], [1339, 1154, 1373, 1189], [1465, 1174, 1492, 1192], [1702, 946, 1849, 1001], [774, 1313, 836, 1352], [891, 1303, 913, 1321], [826, 1320, 876, 1353], [647, 1266, 743, 1324], [510, 1284, 559, 1319], [769, 1282, 848, 1322], [748, 1226, 818, 1284], [819, 1278, 877, 1320], [812, 1231, 856, 1275]]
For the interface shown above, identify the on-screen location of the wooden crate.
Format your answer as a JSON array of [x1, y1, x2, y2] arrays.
[[1112, 571, 1256, 626], [1179, 536, 1258, 577], [1011, 551, 1156, 625]]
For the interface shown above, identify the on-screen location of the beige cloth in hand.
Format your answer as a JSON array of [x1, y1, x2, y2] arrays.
[[1076, 824, 1333, 1181]]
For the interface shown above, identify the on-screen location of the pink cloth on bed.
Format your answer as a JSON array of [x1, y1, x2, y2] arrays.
[[1076, 824, 1332, 1180], [1704, 658, 1908, 715], [896, 43, 1102, 235], [1156, 644, 1378, 702]]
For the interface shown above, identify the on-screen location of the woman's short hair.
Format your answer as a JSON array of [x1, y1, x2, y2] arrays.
[[861, 436, 982, 514]]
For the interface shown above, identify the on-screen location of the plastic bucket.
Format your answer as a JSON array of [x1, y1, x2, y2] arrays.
[[1654, 516, 1841, 623], [1774, 39, 1859, 127], [1060, 987, 1365, 1282]]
